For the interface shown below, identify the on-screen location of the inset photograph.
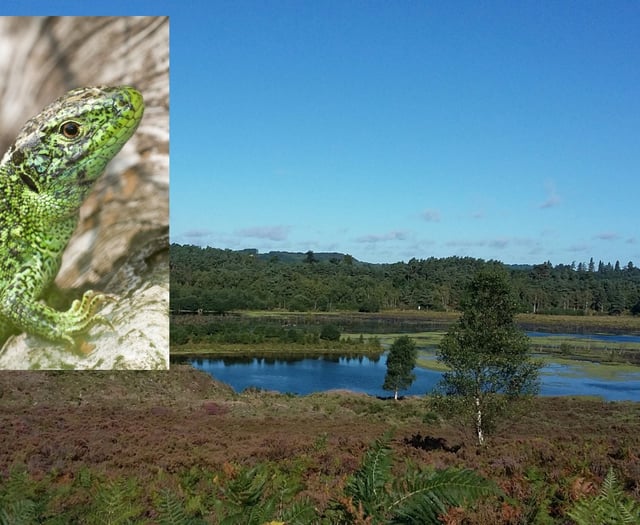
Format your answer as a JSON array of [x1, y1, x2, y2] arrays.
[[0, 16, 169, 369]]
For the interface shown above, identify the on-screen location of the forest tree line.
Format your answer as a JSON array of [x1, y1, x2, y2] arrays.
[[170, 244, 640, 316]]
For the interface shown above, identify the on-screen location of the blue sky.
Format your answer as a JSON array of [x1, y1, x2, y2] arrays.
[[5, 2, 640, 265]]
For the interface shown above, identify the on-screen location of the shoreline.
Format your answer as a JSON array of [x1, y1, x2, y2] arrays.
[[172, 310, 640, 335], [171, 333, 640, 369]]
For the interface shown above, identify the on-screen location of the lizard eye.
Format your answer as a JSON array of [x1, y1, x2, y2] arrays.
[[60, 121, 81, 139]]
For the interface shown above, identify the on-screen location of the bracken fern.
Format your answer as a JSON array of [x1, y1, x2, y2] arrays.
[[334, 433, 500, 524], [214, 464, 315, 525], [89, 478, 142, 525], [567, 468, 640, 525], [344, 433, 394, 518], [0, 465, 41, 525], [156, 489, 207, 525], [0, 499, 37, 525]]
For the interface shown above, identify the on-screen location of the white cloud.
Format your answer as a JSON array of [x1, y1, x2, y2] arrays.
[[446, 236, 536, 250], [593, 232, 620, 241], [355, 230, 408, 243], [235, 225, 291, 241], [445, 239, 486, 248], [488, 238, 510, 249], [539, 181, 561, 209], [182, 229, 214, 238], [421, 209, 441, 222], [568, 243, 591, 253]]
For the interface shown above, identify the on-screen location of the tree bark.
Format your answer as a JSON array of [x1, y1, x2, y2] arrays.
[[475, 395, 485, 446]]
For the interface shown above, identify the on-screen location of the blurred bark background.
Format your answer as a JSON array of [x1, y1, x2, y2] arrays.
[[0, 17, 169, 369]]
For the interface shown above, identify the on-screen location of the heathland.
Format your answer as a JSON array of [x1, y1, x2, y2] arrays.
[[1, 366, 639, 523]]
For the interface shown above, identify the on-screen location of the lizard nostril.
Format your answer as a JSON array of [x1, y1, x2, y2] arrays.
[[19, 173, 39, 193]]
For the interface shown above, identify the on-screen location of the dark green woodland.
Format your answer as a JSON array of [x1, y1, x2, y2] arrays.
[[171, 244, 640, 317]]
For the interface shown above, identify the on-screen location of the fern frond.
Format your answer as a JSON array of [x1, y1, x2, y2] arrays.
[[156, 488, 201, 525], [77, 465, 95, 489], [600, 468, 618, 496], [217, 465, 279, 525], [220, 497, 275, 525], [0, 466, 41, 525], [0, 499, 37, 525], [344, 432, 393, 516], [279, 498, 317, 525], [0, 465, 35, 503], [567, 468, 640, 525], [334, 434, 498, 524], [388, 468, 500, 525], [90, 478, 142, 525], [220, 466, 268, 509]]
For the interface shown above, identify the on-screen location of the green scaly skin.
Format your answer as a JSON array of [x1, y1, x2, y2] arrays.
[[0, 86, 144, 348]]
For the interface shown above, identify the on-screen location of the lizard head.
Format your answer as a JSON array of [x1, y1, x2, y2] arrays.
[[5, 86, 144, 217]]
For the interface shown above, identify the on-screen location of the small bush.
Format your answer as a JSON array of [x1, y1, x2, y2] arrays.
[[319, 324, 341, 341]]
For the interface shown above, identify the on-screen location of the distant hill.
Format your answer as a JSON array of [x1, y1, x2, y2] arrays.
[[238, 249, 532, 269], [506, 264, 534, 271], [255, 250, 357, 264], [170, 243, 640, 316]]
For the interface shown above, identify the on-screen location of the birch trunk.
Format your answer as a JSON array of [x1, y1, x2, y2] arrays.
[[475, 396, 485, 446]]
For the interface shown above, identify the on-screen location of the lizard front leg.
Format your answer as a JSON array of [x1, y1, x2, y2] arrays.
[[0, 268, 112, 347]]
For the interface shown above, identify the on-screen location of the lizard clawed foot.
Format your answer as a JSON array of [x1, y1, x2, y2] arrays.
[[55, 290, 117, 348]]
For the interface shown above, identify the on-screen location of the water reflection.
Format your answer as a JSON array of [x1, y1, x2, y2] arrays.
[[175, 351, 640, 401], [180, 353, 383, 368]]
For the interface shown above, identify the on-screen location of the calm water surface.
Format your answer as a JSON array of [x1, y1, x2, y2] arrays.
[[185, 351, 640, 401]]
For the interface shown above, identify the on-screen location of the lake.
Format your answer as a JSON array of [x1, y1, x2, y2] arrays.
[[177, 331, 640, 401], [182, 350, 640, 401]]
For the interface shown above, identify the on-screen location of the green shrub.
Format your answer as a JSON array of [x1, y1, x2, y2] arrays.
[[319, 324, 341, 341]]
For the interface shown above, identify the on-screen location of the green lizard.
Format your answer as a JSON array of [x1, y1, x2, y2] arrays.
[[0, 85, 144, 348]]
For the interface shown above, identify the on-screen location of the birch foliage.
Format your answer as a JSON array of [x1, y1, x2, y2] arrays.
[[434, 268, 542, 445]]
